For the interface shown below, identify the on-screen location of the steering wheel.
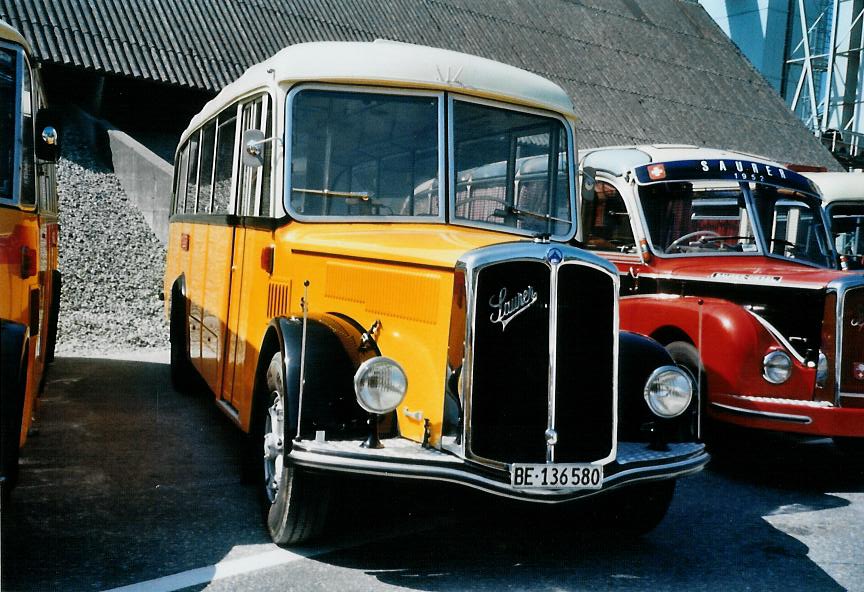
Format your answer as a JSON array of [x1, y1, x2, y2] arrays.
[[668, 230, 719, 252]]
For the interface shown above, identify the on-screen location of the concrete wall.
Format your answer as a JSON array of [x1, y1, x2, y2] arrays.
[[107, 130, 173, 244]]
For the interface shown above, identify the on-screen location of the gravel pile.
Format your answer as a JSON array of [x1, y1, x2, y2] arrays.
[[55, 116, 169, 354]]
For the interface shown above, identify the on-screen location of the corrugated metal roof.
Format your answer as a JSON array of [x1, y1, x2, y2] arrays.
[[0, 0, 842, 169]]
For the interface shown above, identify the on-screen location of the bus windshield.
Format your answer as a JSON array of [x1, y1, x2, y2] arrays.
[[287, 88, 574, 237], [289, 89, 441, 219], [451, 100, 572, 237], [638, 180, 834, 267], [0, 46, 16, 199]]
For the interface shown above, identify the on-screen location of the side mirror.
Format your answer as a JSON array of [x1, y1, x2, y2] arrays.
[[579, 166, 597, 240], [581, 166, 597, 202], [242, 129, 266, 168], [35, 107, 61, 162]]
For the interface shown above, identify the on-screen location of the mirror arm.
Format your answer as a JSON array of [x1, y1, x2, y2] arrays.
[[246, 136, 283, 156]]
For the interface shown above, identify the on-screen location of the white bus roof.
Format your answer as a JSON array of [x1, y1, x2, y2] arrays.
[[1, 20, 30, 51], [185, 40, 576, 138], [801, 171, 864, 202]]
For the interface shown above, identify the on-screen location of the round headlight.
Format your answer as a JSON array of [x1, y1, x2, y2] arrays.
[[816, 351, 828, 387], [644, 365, 693, 418], [353, 356, 408, 414], [763, 350, 792, 384]]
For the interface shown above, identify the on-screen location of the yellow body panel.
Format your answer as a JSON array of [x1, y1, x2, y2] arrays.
[[165, 220, 516, 441], [0, 213, 38, 325], [1, 207, 59, 446]]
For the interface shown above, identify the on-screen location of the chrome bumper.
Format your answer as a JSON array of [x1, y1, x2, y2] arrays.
[[288, 438, 709, 503]]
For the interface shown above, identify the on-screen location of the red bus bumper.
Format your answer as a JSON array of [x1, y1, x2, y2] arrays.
[[710, 393, 864, 438]]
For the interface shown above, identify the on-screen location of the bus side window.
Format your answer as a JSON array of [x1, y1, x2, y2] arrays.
[[174, 142, 190, 215], [20, 57, 35, 205], [197, 121, 216, 214], [212, 104, 238, 215], [586, 181, 634, 251], [237, 96, 264, 217], [259, 95, 273, 217], [185, 132, 200, 214]]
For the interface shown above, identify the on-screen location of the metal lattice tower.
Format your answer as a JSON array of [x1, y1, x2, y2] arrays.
[[784, 0, 864, 168]]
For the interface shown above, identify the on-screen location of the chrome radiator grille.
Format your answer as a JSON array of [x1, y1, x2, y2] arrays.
[[839, 285, 864, 398], [458, 245, 617, 466]]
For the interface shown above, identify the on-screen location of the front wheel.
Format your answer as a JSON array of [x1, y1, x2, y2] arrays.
[[601, 479, 676, 536], [45, 270, 61, 364], [834, 437, 864, 458], [260, 351, 331, 545], [665, 341, 715, 444], [0, 352, 28, 502]]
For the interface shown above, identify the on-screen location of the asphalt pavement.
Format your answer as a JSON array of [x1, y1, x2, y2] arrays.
[[1, 351, 863, 591]]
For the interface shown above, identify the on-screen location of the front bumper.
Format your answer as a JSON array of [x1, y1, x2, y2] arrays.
[[288, 438, 708, 502], [710, 393, 864, 437]]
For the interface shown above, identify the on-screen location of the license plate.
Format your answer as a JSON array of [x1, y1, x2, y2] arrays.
[[511, 463, 603, 489]]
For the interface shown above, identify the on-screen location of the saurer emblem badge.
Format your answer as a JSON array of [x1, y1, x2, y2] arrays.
[[489, 286, 538, 330]]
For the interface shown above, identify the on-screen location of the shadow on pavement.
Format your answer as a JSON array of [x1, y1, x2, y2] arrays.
[[3, 355, 861, 591], [310, 430, 859, 591], [1, 355, 268, 591]]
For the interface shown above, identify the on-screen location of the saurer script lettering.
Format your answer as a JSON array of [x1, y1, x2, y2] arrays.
[[489, 286, 538, 330]]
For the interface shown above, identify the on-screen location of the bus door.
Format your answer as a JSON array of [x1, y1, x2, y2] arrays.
[[192, 107, 234, 392], [221, 94, 272, 411]]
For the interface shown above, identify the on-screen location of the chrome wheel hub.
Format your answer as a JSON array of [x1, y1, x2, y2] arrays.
[[263, 391, 285, 503]]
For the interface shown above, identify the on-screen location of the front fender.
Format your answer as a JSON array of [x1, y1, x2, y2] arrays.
[[264, 313, 389, 441], [621, 295, 815, 398], [617, 330, 698, 443]]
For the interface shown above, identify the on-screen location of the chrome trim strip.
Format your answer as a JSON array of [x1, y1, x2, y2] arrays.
[[547, 254, 558, 464], [287, 441, 707, 503], [840, 392, 864, 399], [745, 309, 806, 364], [215, 399, 240, 421], [731, 395, 833, 408], [710, 402, 812, 424], [636, 272, 824, 290]]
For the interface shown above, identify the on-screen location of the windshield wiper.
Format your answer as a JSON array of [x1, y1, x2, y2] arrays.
[[492, 205, 570, 225], [698, 235, 755, 243]]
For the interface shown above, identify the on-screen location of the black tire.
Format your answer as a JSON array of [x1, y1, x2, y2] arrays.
[[259, 351, 331, 545], [45, 270, 61, 364], [601, 479, 676, 536], [834, 437, 864, 458], [1, 352, 28, 502], [169, 288, 195, 392]]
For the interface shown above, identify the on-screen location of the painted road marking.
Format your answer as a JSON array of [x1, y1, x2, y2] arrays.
[[102, 519, 444, 592], [102, 546, 322, 592]]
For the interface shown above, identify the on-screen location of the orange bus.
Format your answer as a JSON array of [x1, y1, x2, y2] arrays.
[[0, 20, 60, 498], [165, 40, 707, 544]]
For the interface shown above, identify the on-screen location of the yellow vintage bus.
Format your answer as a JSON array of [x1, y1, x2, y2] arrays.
[[165, 40, 707, 544], [0, 20, 60, 497]]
